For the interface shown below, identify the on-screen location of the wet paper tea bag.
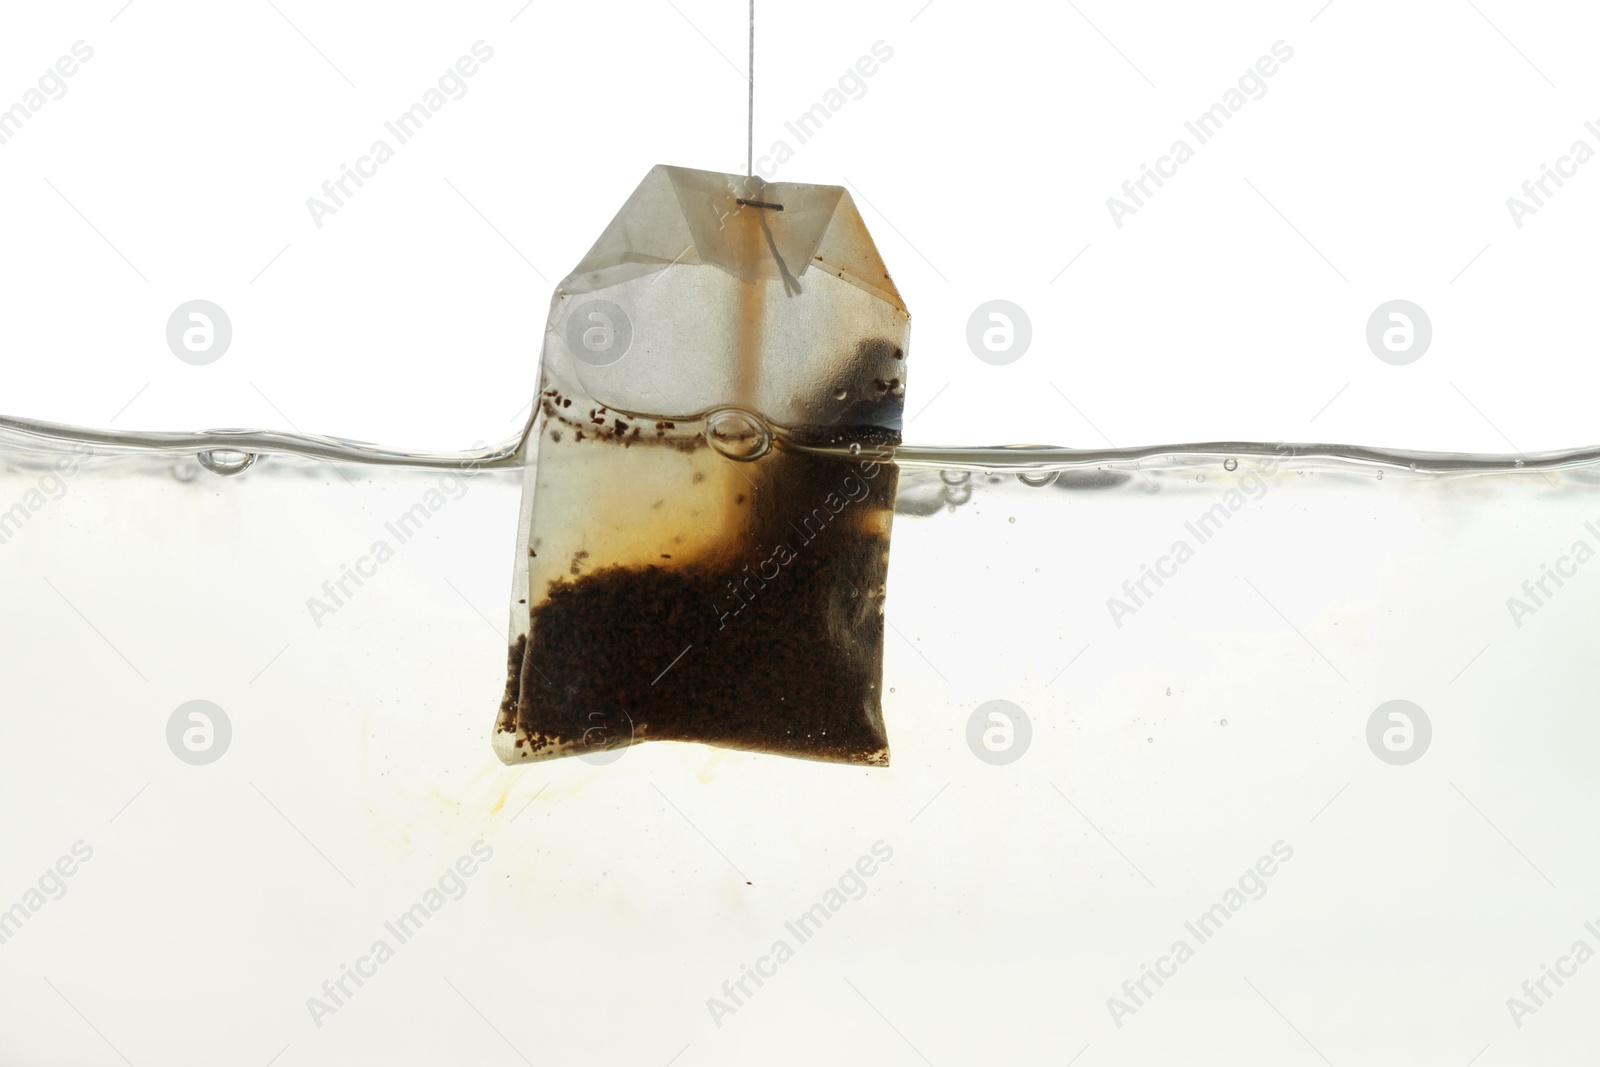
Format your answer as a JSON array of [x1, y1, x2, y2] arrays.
[[496, 165, 910, 765]]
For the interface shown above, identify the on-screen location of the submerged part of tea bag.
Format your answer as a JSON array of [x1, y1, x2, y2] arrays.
[[495, 164, 910, 765]]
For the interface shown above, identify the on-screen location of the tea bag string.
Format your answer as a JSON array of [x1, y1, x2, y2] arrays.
[[747, 0, 755, 177]]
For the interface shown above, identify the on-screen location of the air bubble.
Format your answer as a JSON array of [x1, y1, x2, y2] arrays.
[[1008, 516, 1016, 524], [1220, 719, 1228, 726], [1196, 473, 1206, 483], [1223, 458, 1238, 472], [848, 443, 862, 455], [1515, 459, 1525, 469], [1017, 471, 1058, 488], [940, 470, 970, 486], [197, 450, 258, 477], [705, 408, 771, 462], [832, 387, 848, 400]]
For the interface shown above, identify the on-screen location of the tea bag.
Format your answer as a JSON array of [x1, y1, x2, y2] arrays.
[[495, 165, 910, 765]]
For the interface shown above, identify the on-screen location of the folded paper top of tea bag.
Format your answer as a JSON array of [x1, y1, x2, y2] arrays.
[[542, 164, 908, 433]]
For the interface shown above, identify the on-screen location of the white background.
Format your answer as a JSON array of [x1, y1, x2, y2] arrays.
[[6, 4, 1600, 1064], [3, 0, 1596, 456]]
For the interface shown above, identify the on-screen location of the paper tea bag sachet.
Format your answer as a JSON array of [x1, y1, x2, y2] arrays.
[[495, 165, 910, 766]]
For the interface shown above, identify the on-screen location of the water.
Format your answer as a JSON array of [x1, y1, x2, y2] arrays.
[[5, 414, 1600, 1064]]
